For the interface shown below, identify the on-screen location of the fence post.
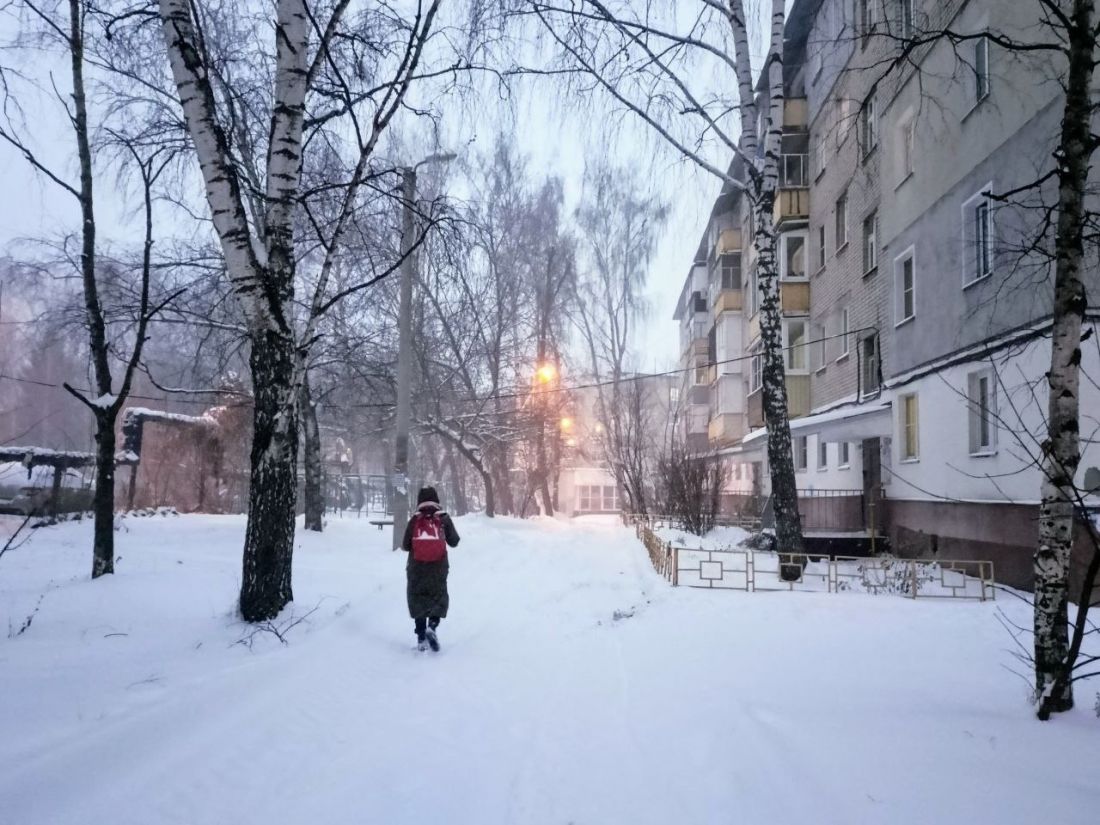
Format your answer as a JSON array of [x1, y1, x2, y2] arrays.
[[909, 560, 918, 599], [672, 545, 679, 586]]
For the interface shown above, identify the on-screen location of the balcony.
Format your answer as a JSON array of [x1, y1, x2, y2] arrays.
[[680, 320, 709, 355], [716, 228, 742, 256], [774, 188, 809, 225], [712, 288, 743, 316], [746, 375, 811, 430], [708, 414, 745, 447], [780, 281, 810, 314], [779, 154, 809, 188], [783, 98, 808, 129]]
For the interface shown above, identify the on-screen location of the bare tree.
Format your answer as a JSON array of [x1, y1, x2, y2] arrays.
[[0, 1, 176, 578], [527, 0, 806, 554]]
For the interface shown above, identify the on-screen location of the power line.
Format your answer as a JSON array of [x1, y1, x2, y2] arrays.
[[0, 327, 878, 412]]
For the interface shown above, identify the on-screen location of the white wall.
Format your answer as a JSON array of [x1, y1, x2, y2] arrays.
[[883, 330, 1100, 504]]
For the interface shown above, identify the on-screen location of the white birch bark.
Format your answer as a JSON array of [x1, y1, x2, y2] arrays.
[[1034, 0, 1096, 719]]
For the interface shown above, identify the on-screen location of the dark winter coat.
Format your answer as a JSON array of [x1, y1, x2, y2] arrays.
[[402, 501, 460, 619]]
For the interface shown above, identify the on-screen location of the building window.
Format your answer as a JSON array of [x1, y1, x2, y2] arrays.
[[749, 266, 760, 315], [840, 307, 851, 357], [862, 212, 878, 273], [786, 319, 808, 372], [968, 369, 998, 454], [781, 233, 807, 279], [860, 0, 877, 44], [861, 332, 880, 394], [578, 485, 620, 512], [750, 347, 762, 392], [895, 247, 916, 323], [963, 186, 994, 284], [899, 116, 915, 180], [795, 436, 808, 471], [694, 354, 709, 386], [839, 441, 851, 468], [836, 97, 852, 146], [818, 439, 828, 470], [814, 133, 828, 180], [899, 0, 914, 39], [860, 89, 877, 157], [817, 224, 826, 271], [721, 253, 742, 290], [813, 323, 827, 370], [974, 36, 990, 104], [836, 190, 849, 249], [900, 393, 919, 461]]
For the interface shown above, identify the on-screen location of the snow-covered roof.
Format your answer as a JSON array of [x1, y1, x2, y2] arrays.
[[741, 401, 892, 446]]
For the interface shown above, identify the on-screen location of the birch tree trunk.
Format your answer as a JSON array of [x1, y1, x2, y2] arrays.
[[1034, 0, 1095, 719], [159, 0, 310, 621], [301, 372, 324, 532], [745, 0, 804, 556]]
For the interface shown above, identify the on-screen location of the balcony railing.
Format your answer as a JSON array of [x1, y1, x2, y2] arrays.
[[774, 188, 810, 224]]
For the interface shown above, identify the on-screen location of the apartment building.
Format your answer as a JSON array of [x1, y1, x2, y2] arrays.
[[677, 0, 1100, 586]]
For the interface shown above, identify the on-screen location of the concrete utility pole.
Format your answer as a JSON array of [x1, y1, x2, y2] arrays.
[[392, 167, 417, 550], [392, 153, 455, 550]]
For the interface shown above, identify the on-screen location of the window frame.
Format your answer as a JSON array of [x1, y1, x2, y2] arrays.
[[899, 0, 914, 39], [780, 232, 809, 280], [860, 0, 878, 46], [899, 115, 915, 183], [962, 184, 995, 286], [860, 89, 878, 158], [967, 369, 999, 455], [838, 307, 851, 360], [861, 332, 881, 396], [899, 393, 920, 462], [818, 438, 829, 471], [817, 224, 827, 272], [813, 322, 827, 372], [839, 441, 851, 468], [836, 189, 849, 250], [750, 346, 762, 393], [862, 211, 878, 274], [974, 36, 990, 104], [785, 319, 810, 374], [794, 435, 809, 472], [894, 246, 916, 325]]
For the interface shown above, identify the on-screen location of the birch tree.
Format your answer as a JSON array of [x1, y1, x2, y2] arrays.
[[157, 0, 447, 620], [527, 0, 806, 554]]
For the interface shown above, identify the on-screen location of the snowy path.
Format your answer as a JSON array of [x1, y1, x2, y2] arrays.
[[0, 514, 1096, 825]]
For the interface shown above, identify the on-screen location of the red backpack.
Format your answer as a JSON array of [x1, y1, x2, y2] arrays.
[[410, 511, 447, 562]]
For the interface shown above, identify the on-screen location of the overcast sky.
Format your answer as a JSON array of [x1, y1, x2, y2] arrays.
[[0, 2, 771, 373]]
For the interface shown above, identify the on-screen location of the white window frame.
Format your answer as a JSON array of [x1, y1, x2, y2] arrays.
[[967, 369, 998, 455], [974, 36, 990, 104], [898, 115, 915, 183], [861, 90, 877, 157], [899, 393, 920, 462], [862, 211, 878, 274], [861, 332, 881, 396], [814, 131, 828, 181], [860, 0, 878, 44], [838, 441, 851, 468], [838, 307, 851, 359], [818, 439, 829, 471], [817, 224, 827, 271], [785, 319, 809, 374], [794, 435, 808, 472], [813, 322, 827, 372], [894, 246, 916, 325], [750, 347, 762, 393], [836, 189, 849, 250], [836, 97, 852, 147], [962, 184, 995, 286], [780, 232, 809, 280]]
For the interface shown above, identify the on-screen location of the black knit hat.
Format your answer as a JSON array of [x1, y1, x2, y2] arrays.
[[417, 486, 440, 505]]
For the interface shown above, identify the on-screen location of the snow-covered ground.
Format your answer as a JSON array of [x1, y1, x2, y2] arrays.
[[0, 512, 1096, 825]]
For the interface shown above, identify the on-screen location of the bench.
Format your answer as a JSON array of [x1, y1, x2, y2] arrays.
[[368, 519, 394, 531]]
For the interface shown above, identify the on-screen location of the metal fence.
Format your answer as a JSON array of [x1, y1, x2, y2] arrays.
[[626, 516, 995, 601]]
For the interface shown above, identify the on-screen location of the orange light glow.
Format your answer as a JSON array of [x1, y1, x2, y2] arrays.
[[560, 417, 573, 430], [536, 364, 557, 383]]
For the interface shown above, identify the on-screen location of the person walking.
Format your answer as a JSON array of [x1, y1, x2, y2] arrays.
[[401, 486, 460, 651]]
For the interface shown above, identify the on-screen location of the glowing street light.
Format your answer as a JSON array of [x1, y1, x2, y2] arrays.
[[536, 363, 557, 384], [560, 416, 573, 430]]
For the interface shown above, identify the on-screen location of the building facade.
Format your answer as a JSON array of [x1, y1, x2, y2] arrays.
[[675, 0, 1100, 587]]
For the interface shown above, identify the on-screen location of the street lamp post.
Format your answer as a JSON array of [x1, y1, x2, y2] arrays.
[[392, 153, 455, 550]]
